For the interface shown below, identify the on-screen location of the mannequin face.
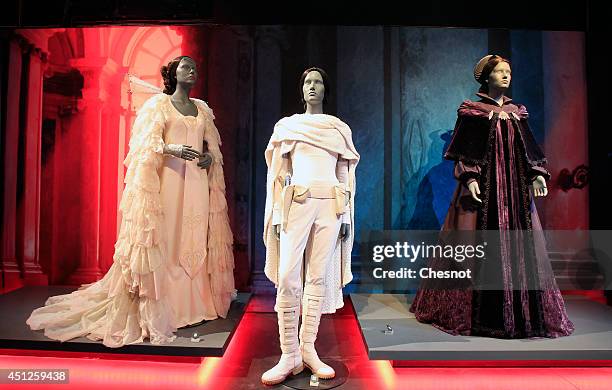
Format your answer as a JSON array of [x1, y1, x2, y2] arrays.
[[302, 71, 325, 107], [175, 57, 198, 86], [486, 61, 511, 91]]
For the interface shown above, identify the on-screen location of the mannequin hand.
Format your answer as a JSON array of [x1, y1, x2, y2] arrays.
[[340, 223, 350, 241], [532, 175, 548, 197], [197, 152, 213, 169], [468, 180, 482, 203], [274, 224, 281, 240], [163, 144, 200, 161]]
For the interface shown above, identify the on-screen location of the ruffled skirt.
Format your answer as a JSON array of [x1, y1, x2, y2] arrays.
[[26, 263, 177, 348]]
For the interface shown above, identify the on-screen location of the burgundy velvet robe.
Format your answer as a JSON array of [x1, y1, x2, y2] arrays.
[[410, 93, 574, 338]]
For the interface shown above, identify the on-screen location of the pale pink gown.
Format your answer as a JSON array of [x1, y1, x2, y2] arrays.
[[160, 102, 219, 327], [26, 94, 233, 347]]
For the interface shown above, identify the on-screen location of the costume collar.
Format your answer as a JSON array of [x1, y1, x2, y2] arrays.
[[476, 92, 513, 106]]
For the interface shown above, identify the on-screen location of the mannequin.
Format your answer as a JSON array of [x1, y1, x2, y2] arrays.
[[157, 56, 235, 328], [261, 67, 359, 385], [409, 55, 574, 338], [26, 56, 235, 347]]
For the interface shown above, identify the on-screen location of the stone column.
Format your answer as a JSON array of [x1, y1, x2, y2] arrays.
[[541, 32, 589, 231], [251, 26, 287, 293], [540, 32, 591, 291], [20, 44, 49, 285], [204, 26, 255, 291], [66, 57, 122, 284], [1, 37, 25, 289]]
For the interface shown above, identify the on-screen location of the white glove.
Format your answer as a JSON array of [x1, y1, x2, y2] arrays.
[[163, 144, 200, 161]]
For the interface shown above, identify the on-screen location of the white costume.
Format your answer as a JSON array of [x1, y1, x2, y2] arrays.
[[26, 93, 234, 347], [262, 113, 359, 384], [264, 114, 359, 313]]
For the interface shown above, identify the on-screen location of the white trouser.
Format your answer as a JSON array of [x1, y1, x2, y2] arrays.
[[276, 187, 342, 307]]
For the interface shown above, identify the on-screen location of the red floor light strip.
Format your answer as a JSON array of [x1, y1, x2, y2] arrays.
[[391, 360, 612, 368], [375, 360, 397, 390], [196, 357, 221, 387], [2, 295, 612, 389]]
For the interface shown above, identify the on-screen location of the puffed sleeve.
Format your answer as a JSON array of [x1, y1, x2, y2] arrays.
[[454, 161, 481, 187], [514, 104, 549, 181], [529, 165, 551, 181]]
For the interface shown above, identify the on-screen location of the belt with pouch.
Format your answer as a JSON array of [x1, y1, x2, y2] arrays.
[[281, 183, 350, 232]]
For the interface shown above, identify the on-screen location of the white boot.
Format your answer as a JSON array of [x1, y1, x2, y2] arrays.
[[299, 288, 335, 379], [261, 299, 304, 385]]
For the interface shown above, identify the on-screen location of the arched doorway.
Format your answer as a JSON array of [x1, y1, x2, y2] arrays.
[[112, 26, 184, 271]]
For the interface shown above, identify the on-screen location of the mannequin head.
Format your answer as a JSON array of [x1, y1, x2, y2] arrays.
[[161, 56, 197, 95], [299, 67, 330, 113], [477, 55, 511, 95]]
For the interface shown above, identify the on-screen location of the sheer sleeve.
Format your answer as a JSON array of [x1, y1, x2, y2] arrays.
[[336, 158, 351, 224], [198, 99, 236, 314], [115, 94, 167, 297]]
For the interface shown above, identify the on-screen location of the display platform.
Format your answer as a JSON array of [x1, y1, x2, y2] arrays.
[[0, 286, 250, 357], [350, 293, 612, 365]]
